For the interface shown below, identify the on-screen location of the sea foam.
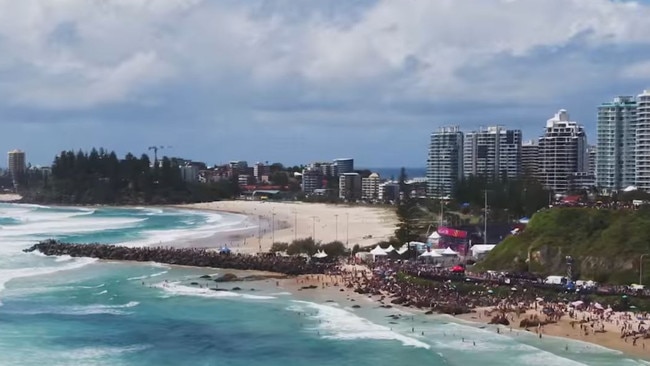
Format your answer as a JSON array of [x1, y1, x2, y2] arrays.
[[154, 282, 276, 300], [290, 300, 430, 349]]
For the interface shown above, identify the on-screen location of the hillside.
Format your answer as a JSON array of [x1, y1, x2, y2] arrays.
[[478, 207, 650, 285]]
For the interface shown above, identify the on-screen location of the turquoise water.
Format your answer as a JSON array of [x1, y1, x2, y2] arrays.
[[0, 203, 647, 366]]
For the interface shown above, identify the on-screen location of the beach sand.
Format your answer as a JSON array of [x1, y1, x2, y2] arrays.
[[0, 193, 21, 202], [174, 201, 397, 253], [457, 306, 650, 360]]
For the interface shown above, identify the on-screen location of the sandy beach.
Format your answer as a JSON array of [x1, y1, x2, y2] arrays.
[[174, 201, 397, 253], [0, 193, 21, 202], [457, 305, 650, 360]]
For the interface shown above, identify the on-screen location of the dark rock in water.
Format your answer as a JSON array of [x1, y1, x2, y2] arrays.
[[339, 289, 344, 292], [425, 310, 434, 315], [190, 282, 199, 285], [199, 275, 211, 279], [249, 288, 256, 291], [215, 273, 239, 282], [380, 305, 393, 309], [352, 305, 361, 308], [211, 288, 228, 292], [326, 300, 335, 303], [300, 285, 317, 290], [389, 321, 398, 324], [231, 287, 242, 291]]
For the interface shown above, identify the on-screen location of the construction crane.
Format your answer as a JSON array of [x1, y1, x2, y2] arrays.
[[148, 145, 172, 164]]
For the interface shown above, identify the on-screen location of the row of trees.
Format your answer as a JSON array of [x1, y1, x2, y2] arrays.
[[392, 169, 555, 244], [19, 148, 239, 204], [269, 238, 347, 257]]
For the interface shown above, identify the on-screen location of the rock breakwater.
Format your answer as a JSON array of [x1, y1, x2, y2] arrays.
[[24, 240, 333, 275]]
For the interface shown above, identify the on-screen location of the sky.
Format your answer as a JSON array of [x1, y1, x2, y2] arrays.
[[2, 0, 650, 168]]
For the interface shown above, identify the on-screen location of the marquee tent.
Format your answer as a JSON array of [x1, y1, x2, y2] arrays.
[[370, 246, 388, 256]]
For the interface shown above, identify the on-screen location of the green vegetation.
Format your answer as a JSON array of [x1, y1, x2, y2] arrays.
[[18, 148, 239, 205], [478, 207, 650, 284], [453, 174, 552, 219], [269, 238, 347, 257]]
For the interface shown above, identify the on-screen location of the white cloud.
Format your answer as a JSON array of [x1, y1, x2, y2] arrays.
[[0, 0, 650, 111]]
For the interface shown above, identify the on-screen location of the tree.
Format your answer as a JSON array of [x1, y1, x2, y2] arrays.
[[320, 241, 347, 257], [270, 242, 289, 253]]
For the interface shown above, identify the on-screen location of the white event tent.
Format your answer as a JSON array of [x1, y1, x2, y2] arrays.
[[441, 247, 459, 256], [370, 246, 388, 260]]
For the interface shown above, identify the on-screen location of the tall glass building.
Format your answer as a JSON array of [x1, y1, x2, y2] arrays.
[[426, 126, 464, 198], [596, 96, 636, 192], [637, 90, 650, 191]]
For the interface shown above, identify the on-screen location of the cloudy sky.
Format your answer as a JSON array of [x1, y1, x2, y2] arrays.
[[2, 0, 650, 168]]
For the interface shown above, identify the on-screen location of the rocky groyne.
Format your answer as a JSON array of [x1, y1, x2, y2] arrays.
[[24, 240, 333, 275]]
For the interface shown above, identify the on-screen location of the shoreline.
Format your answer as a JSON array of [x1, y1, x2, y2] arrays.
[[170, 201, 398, 253], [456, 306, 650, 360]]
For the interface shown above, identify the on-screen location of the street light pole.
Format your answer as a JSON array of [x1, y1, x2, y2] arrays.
[[293, 210, 298, 241], [258, 215, 262, 253], [641, 254, 650, 285], [335, 214, 339, 241], [484, 190, 488, 245], [310, 215, 318, 242], [272, 211, 276, 244], [346, 212, 350, 248]]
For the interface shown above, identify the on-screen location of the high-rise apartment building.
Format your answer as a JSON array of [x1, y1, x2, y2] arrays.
[[7, 149, 26, 178], [538, 110, 587, 193], [636, 90, 650, 191], [301, 167, 324, 193], [339, 172, 361, 201], [596, 96, 636, 191], [587, 145, 597, 178], [333, 158, 354, 176], [426, 126, 463, 198], [521, 140, 539, 178], [361, 173, 380, 201], [463, 126, 522, 179]]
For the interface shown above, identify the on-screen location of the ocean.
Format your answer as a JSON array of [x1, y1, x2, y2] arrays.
[[0, 203, 646, 366]]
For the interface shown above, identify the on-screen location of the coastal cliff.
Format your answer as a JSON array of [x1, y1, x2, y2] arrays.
[[478, 207, 650, 284]]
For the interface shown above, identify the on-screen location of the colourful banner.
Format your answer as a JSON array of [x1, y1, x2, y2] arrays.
[[437, 226, 468, 239]]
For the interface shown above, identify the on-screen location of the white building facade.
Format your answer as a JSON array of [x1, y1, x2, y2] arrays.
[[426, 126, 464, 198], [463, 126, 522, 179], [637, 90, 650, 191], [596, 96, 636, 191], [538, 110, 587, 193]]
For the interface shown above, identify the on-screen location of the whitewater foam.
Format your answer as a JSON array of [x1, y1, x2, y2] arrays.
[[0, 257, 98, 298], [11, 301, 140, 316], [127, 270, 168, 281], [290, 301, 430, 349], [154, 282, 276, 300]]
